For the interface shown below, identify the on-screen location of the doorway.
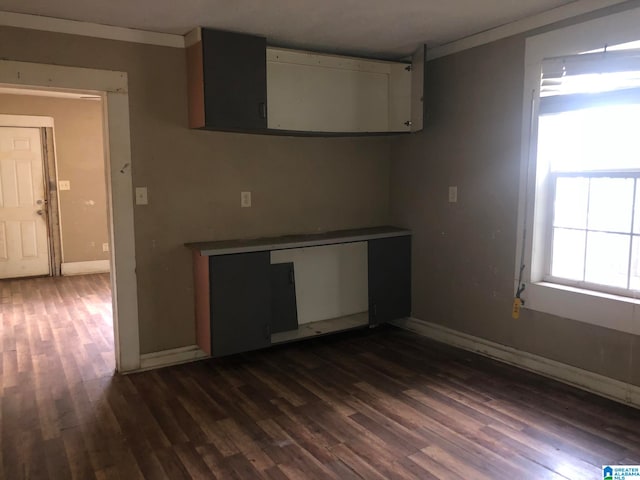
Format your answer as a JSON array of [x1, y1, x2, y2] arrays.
[[0, 92, 115, 381], [0, 91, 112, 280], [0, 60, 140, 372]]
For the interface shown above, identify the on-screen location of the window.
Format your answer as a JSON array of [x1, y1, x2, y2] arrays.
[[538, 99, 640, 296], [517, 6, 640, 334]]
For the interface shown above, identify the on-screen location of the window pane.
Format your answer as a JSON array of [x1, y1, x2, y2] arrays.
[[554, 177, 588, 229], [537, 115, 575, 172], [585, 232, 630, 288], [587, 178, 634, 233], [630, 236, 640, 290], [551, 228, 586, 281], [538, 105, 640, 172]]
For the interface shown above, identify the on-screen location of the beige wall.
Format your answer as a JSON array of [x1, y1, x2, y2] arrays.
[[390, 35, 640, 386], [1, 6, 637, 381], [0, 26, 392, 354], [0, 94, 109, 264]]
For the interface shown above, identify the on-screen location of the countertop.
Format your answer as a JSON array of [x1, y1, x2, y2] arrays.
[[185, 226, 411, 256]]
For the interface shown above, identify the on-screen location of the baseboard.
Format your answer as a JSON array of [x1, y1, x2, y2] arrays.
[[391, 317, 640, 410], [61, 260, 110, 275], [136, 345, 209, 372]]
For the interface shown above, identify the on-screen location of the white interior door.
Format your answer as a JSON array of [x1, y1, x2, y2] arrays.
[[0, 127, 50, 278]]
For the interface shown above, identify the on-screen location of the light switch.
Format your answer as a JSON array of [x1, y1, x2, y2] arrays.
[[135, 187, 148, 205], [59, 180, 71, 191], [241, 191, 251, 208], [448, 186, 458, 203]]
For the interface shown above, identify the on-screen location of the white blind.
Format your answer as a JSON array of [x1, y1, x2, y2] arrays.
[[540, 50, 640, 114]]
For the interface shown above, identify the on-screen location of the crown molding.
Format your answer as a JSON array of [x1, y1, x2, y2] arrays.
[[427, 0, 631, 59], [0, 11, 184, 48]]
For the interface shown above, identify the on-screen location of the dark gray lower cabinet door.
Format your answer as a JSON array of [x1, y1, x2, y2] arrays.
[[270, 263, 298, 334], [368, 236, 411, 326], [209, 252, 271, 357]]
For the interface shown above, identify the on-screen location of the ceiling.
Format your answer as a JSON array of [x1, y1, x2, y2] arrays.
[[0, 0, 610, 58]]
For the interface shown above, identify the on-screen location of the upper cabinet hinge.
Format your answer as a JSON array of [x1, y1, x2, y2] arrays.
[[405, 65, 412, 72]]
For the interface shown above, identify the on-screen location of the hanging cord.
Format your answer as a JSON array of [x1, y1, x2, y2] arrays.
[[515, 263, 526, 304], [513, 88, 537, 319]]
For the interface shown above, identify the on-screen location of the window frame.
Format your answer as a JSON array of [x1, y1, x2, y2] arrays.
[[516, 6, 640, 335]]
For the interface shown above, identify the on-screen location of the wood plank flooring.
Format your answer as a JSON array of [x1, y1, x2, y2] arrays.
[[2, 274, 640, 479]]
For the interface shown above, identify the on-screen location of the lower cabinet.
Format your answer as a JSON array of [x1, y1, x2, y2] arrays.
[[209, 252, 272, 357], [196, 229, 412, 358], [368, 236, 412, 326]]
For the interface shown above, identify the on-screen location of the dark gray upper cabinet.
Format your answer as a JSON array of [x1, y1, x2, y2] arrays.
[[187, 28, 267, 131]]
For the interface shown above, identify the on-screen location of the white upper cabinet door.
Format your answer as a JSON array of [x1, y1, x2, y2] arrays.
[[388, 62, 412, 132], [411, 44, 426, 133], [0, 127, 50, 278], [267, 48, 413, 134]]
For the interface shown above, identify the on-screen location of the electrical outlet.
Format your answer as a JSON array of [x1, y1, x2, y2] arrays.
[[135, 187, 148, 205], [448, 186, 458, 203], [102, 243, 109, 252], [241, 191, 252, 208], [59, 180, 71, 191]]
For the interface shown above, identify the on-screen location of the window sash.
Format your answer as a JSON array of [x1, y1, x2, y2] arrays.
[[545, 171, 640, 296]]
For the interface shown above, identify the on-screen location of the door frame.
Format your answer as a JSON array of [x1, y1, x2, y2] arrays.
[[0, 60, 140, 372], [42, 127, 63, 276], [0, 116, 62, 276]]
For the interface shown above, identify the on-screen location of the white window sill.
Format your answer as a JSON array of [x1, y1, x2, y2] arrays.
[[525, 281, 640, 335]]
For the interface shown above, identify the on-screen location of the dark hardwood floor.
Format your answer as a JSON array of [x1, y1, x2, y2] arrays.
[[2, 274, 640, 479]]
